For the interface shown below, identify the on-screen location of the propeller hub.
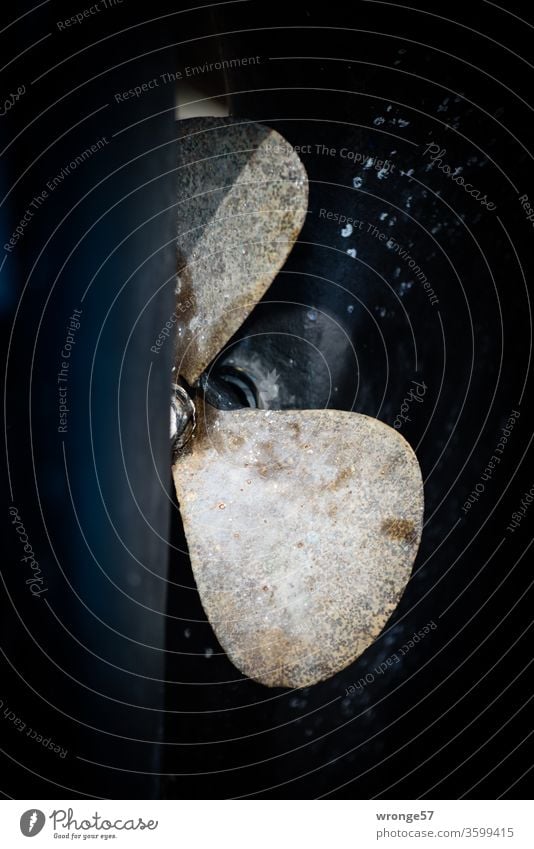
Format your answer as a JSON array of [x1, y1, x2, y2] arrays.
[[170, 384, 196, 458]]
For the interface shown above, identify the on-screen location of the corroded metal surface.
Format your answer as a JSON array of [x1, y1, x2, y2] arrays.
[[175, 118, 308, 383], [170, 384, 196, 461], [173, 406, 424, 688]]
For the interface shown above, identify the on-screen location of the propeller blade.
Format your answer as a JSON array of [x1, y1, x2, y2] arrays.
[[175, 118, 308, 383], [173, 406, 424, 688]]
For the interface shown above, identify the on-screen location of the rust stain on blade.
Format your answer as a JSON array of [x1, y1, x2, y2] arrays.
[[381, 517, 418, 545]]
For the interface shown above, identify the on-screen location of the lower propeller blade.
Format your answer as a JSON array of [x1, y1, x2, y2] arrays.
[[173, 406, 423, 688]]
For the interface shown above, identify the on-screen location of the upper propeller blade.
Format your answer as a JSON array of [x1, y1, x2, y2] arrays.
[[174, 118, 308, 383]]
